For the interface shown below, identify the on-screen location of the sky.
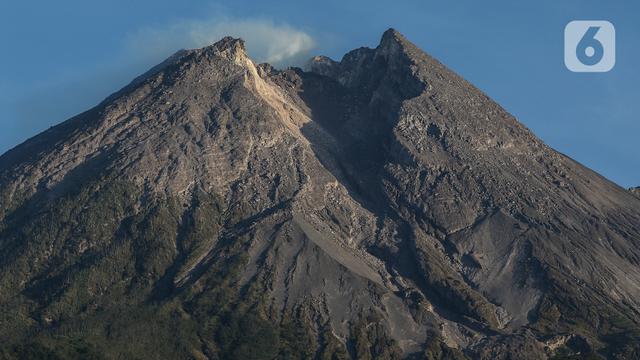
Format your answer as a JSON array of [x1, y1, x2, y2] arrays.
[[0, 0, 638, 188]]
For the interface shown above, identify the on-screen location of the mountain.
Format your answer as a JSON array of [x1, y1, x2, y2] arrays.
[[0, 29, 639, 360], [631, 187, 640, 198]]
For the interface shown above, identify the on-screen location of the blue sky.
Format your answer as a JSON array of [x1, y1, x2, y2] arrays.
[[0, 0, 638, 187]]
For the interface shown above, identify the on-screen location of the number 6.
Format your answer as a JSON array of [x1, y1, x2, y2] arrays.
[[576, 26, 604, 66]]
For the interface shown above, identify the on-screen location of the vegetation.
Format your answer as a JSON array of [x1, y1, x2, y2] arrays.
[[349, 313, 402, 360], [0, 339, 103, 360], [533, 271, 640, 358], [421, 337, 468, 360], [0, 172, 369, 359]]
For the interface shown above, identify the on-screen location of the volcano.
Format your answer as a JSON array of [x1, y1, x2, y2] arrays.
[[0, 29, 639, 359]]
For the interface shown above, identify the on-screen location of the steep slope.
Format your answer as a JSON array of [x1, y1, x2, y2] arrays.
[[300, 30, 640, 358], [0, 30, 639, 360]]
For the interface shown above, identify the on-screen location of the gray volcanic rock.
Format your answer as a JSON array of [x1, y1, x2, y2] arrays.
[[0, 29, 639, 359]]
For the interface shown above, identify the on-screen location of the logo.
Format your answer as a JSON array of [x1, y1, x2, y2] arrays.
[[564, 20, 615, 72]]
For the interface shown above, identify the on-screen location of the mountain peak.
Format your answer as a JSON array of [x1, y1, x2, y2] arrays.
[[203, 36, 247, 61], [380, 28, 403, 44], [212, 35, 245, 51], [378, 28, 413, 51]]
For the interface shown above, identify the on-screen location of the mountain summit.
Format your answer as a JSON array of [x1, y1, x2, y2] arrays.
[[1, 29, 639, 359]]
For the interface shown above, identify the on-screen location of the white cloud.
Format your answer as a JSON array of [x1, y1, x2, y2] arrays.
[[126, 16, 316, 68]]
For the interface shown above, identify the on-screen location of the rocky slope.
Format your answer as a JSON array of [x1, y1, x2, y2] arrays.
[[0, 30, 639, 359]]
